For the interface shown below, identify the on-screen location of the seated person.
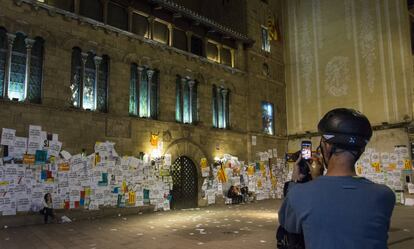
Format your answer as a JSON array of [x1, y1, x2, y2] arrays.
[[227, 185, 243, 204], [42, 193, 56, 224]]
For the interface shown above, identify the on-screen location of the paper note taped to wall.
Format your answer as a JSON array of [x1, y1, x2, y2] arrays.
[[1, 128, 16, 146]]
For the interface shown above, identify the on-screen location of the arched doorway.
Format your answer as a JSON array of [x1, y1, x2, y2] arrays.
[[171, 156, 198, 209]]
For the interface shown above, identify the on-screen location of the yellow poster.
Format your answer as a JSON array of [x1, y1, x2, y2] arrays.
[[371, 162, 381, 173], [128, 192, 136, 205], [200, 158, 208, 168], [404, 159, 412, 171], [150, 133, 159, 146]]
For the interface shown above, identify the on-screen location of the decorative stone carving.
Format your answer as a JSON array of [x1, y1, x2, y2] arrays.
[[324, 56, 350, 97]]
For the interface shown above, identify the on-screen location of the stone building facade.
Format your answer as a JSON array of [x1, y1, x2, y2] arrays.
[[0, 0, 286, 205]]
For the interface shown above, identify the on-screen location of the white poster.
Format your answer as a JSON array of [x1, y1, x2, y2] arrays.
[[252, 136, 256, 146], [27, 125, 42, 155], [10, 137, 27, 159], [1, 128, 15, 146]]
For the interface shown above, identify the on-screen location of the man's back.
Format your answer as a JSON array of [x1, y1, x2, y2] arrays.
[[278, 176, 395, 249]]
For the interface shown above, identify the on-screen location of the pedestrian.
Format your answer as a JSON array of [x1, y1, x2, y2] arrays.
[[278, 108, 395, 249], [42, 193, 56, 224]]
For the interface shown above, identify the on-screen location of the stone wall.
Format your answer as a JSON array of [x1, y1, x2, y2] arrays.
[[283, 0, 414, 135], [0, 0, 286, 188]]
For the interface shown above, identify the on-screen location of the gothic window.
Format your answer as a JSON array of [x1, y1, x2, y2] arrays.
[[176, 76, 198, 124], [261, 26, 270, 52], [70, 47, 108, 112], [212, 85, 230, 129], [0, 28, 7, 98], [262, 101, 274, 135], [129, 64, 159, 119], [9, 33, 27, 101], [28, 37, 44, 103], [0, 31, 44, 103], [80, 0, 103, 22], [107, 1, 128, 31]]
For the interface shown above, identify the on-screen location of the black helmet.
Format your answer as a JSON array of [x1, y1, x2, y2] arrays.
[[318, 108, 372, 150]]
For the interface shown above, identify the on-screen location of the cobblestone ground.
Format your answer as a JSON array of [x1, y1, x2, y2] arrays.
[[0, 199, 413, 249]]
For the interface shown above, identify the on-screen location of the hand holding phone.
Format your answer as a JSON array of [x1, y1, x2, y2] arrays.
[[301, 141, 312, 160]]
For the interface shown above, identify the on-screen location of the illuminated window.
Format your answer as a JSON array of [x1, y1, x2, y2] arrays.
[[262, 101, 274, 135], [261, 26, 270, 52], [0, 30, 43, 103], [129, 64, 159, 119], [212, 85, 230, 129], [70, 47, 108, 112], [176, 76, 198, 124]]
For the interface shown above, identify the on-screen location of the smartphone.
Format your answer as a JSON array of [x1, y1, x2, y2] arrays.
[[301, 141, 312, 160]]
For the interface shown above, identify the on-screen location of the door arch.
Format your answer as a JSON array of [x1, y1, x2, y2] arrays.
[[171, 156, 198, 209]]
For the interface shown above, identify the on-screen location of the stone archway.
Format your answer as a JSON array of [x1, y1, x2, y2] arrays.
[[165, 138, 208, 206]]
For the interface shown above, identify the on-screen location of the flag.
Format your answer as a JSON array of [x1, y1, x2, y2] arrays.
[[267, 14, 279, 41]]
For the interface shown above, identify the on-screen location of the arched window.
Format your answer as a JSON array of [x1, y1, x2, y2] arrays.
[[80, 0, 103, 22], [70, 47, 82, 107], [0, 31, 43, 103], [176, 76, 198, 124], [0, 28, 7, 98], [9, 33, 27, 101], [97, 55, 108, 112], [129, 64, 159, 119], [28, 37, 44, 103], [83, 52, 96, 110], [129, 63, 138, 115], [70, 47, 109, 112], [212, 85, 230, 129]]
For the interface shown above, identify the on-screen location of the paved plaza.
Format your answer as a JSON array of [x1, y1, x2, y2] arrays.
[[0, 199, 413, 249]]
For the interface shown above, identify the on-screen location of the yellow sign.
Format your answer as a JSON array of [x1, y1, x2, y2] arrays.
[[371, 162, 381, 173], [200, 158, 208, 168], [128, 192, 136, 205], [150, 133, 159, 146], [404, 159, 412, 171], [23, 154, 35, 165]]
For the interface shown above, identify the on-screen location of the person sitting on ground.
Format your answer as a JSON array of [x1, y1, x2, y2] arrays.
[[278, 108, 395, 249], [42, 193, 56, 224], [227, 185, 243, 204]]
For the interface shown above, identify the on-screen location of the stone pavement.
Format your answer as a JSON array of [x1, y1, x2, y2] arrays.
[[0, 199, 413, 249]]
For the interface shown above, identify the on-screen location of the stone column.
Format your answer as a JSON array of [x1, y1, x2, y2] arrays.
[[102, 0, 109, 24], [93, 56, 102, 110], [3, 33, 15, 99], [80, 52, 88, 108], [217, 44, 222, 64], [128, 7, 134, 33], [216, 87, 222, 128], [230, 49, 235, 68], [168, 24, 174, 47], [221, 88, 229, 128], [23, 38, 35, 101], [146, 69, 154, 118], [235, 40, 245, 70], [136, 66, 144, 115], [180, 77, 187, 122], [188, 80, 195, 123], [74, 0, 80, 15], [185, 31, 192, 53], [148, 16, 155, 40]]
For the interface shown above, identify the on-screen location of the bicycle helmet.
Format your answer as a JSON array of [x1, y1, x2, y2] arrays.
[[318, 108, 372, 150]]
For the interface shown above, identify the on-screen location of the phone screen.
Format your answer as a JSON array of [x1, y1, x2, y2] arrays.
[[301, 141, 312, 160]]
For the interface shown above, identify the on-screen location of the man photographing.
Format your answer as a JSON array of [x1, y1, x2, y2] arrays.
[[278, 108, 395, 249]]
